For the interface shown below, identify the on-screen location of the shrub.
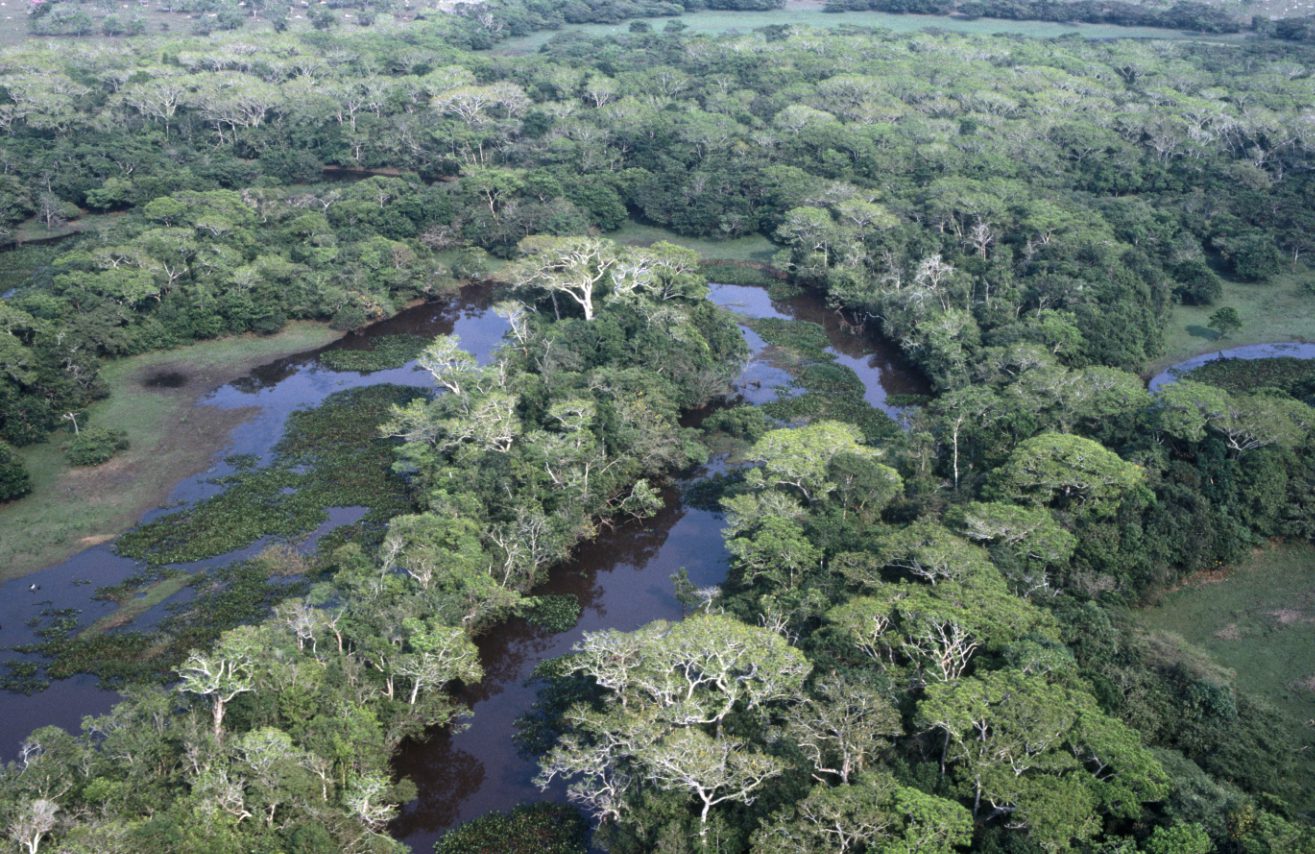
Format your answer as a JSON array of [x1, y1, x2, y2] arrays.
[[0, 442, 31, 501], [434, 803, 588, 854], [1173, 260, 1224, 306], [65, 428, 130, 467]]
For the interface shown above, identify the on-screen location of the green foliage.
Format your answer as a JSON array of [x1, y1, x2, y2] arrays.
[[318, 335, 431, 373], [1187, 357, 1315, 402], [117, 385, 417, 563], [746, 420, 888, 504], [0, 440, 31, 501], [435, 803, 588, 854], [521, 595, 583, 633], [989, 432, 1146, 517], [1208, 306, 1242, 340], [64, 426, 129, 467], [701, 405, 769, 442], [3, 11, 1315, 854], [1144, 822, 1212, 854]]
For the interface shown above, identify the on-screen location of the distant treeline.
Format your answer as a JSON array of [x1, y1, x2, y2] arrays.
[[824, 0, 1242, 33], [1266, 14, 1315, 41], [27, 0, 786, 40]]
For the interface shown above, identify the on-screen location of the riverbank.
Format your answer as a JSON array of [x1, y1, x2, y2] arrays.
[[1150, 271, 1315, 375], [0, 323, 343, 581]]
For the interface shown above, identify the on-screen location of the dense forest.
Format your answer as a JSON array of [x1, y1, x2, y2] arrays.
[[2, 3, 1315, 853]]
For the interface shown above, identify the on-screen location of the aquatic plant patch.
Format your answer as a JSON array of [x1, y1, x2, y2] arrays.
[[318, 334, 431, 373], [116, 385, 421, 564], [745, 317, 898, 442]]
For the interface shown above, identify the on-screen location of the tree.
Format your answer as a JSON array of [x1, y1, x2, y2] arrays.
[[505, 236, 617, 321], [396, 618, 482, 707], [1157, 381, 1315, 453], [7, 799, 58, 854], [343, 772, 395, 832], [989, 433, 1145, 517], [726, 515, 821, 591], [176, 628, 260, 739], [568, 614, 811, 728], [879, 519, 996, 587], [1144, 823, 1212, 854], [1207, 306, 1241, 340], [916, 669, 1166, 844], [827, 451, 904, 523], [0, 442, 31, 502], [827, 582, 1045, 685], [540, 616, 809, 830], [746, 421, 885, 503], [783, 676, 901, 784], [638, 728, 782, 840], [752, 773, 971, 854], [930, 385, 1005, 491], [379, 512, 485, 591], [953, 502, 1076, 595]]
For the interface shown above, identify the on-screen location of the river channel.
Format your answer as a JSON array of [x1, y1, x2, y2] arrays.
[[0, 280, 924, 849], [4, 276, 1313, 848], [390, 282, 926, 849]]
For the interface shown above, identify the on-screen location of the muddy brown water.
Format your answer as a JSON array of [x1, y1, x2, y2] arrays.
[[0, 282, 929, 851]]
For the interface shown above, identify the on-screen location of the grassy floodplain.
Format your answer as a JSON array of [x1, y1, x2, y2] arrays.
[[1137, 544, 1315, 796], [612, 220, 777, 264], [0, 323, 342, 581], [1154, 272, 1315, 371], [493, 0, 1214, 54]]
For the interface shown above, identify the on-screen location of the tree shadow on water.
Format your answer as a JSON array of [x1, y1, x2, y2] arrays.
[[390, 738, 484, 838]]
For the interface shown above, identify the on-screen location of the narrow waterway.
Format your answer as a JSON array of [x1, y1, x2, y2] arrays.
[[1147, 342, 1315, 392], [5, 270, 1311, 846], [390, 282, 926, 850], [0, 279, 926, 848]]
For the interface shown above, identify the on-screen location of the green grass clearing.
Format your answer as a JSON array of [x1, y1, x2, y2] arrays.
[[1153, 270, 1315, 373], [610, 220, 777, 264], [494, 1, 1210, 54], [0, 322, 342, 581], [1136, 543, 1315, 791], [5, 211, 127, 245]]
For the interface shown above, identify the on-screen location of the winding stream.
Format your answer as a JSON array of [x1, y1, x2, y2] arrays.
[[11, 280, 1304, 849], [390, 283, 926, 850], [0, 280, 923, 849]]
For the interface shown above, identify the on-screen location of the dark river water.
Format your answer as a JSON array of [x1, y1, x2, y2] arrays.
[[0, 286, 509, 757], [7, 277, 1309, 846], [5, 274, 1312, 848], [0, 280, 927, 849], [390, 283, 927, 850]]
